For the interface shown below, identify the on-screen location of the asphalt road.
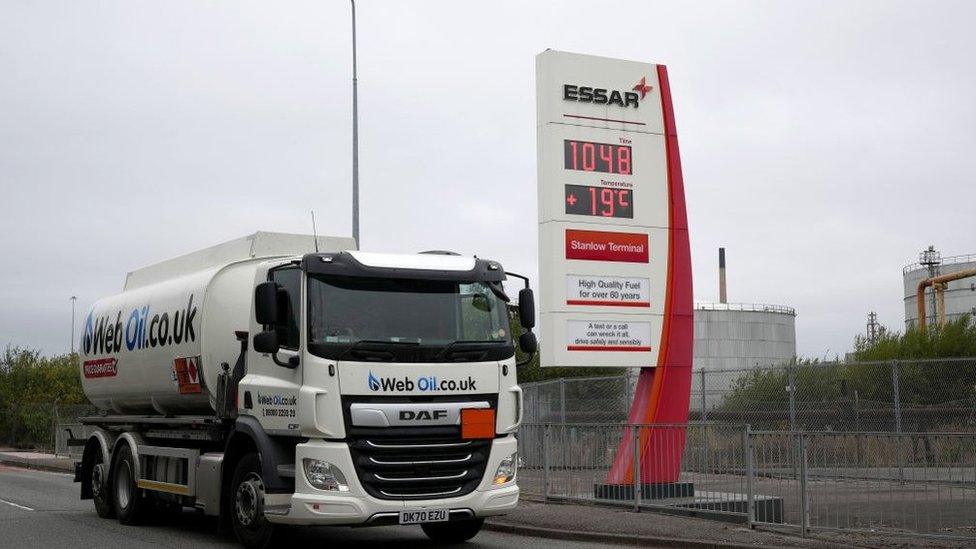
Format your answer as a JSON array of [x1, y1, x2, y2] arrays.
[[0, 465, 610, 548]]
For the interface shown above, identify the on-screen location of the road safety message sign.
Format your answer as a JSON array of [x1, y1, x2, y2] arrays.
[[537, 50, 692, 369]]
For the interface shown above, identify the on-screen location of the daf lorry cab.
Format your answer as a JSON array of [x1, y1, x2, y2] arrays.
[[74, 232, 537, 547]]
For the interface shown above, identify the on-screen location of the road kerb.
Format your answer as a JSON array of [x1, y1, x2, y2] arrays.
[[484, 519, 763, 548]]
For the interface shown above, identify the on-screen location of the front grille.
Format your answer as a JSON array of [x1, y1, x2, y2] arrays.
[[343, 394, 497, 501], [349, 434, 491, 500]]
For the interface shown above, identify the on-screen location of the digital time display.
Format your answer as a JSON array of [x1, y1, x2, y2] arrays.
[[564, 139, 632, 174], [565, 184, 633, 218]]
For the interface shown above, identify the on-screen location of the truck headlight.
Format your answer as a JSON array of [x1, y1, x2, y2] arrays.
[[492, 452, 518, 485], [302, 458, 349, 492]]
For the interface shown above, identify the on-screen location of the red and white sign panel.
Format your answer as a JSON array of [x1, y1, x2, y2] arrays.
[[566, 320, 652, 352], [566, 274, 650, 307], [565, 229, 648, 263], [83, 358, 118, 378], [173, 356, 203, 394], [537, 50, 671, 368]]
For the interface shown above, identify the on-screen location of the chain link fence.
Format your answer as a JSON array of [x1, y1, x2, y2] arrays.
[[523, 358, 976, 433], [518, 423, 976, 541], [518, 357, 976, 541], [0, 402, 97, 456]]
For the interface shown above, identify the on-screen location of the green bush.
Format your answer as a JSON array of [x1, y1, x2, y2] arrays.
[[0, 347, 87, 449]]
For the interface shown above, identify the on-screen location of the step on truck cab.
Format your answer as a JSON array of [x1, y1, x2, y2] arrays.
[[74, 232, 537, 548]]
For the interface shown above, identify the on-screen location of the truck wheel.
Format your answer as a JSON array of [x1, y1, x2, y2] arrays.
[[112, 444, 145, 524], [231, 453, 276, 549], [421, 518, 485, 544], [91, 450, 114, 519]]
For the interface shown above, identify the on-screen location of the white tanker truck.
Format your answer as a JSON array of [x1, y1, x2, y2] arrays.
[[74, 232, 537, 548]]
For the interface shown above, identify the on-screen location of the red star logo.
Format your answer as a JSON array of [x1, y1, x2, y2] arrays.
[[566, 193, 578, 206], [633, 76, 653, 99]]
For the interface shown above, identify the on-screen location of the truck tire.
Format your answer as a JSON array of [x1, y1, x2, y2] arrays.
[[91, 447, 114, 519], [231, 452, 276, 549], [112, 444, 145, 524], [421, 518, 485, 544]]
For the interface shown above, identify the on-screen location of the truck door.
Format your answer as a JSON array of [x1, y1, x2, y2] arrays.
[[240, 263, 303, 435]]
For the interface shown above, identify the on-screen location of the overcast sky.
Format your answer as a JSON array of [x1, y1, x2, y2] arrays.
[[2, 1, 974, 358]]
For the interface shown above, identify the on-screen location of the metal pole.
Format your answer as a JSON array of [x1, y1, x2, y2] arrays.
[[891, 360, 902, 434], [70, 296, 77, 354], [699, 369, 707, 421], [633, 425, 641, 512], [700, 369, 708, 472], [798, 433, 809, 537], [51, 401, 58, 454], [892, 359, 904, 482], [350, 0, 360, 248], [542, 424, 550, 502], [559, 378, 566, 424], [788, 363, 798, 480], [787, 363, 797, 432], [743, 424, 755, 527]]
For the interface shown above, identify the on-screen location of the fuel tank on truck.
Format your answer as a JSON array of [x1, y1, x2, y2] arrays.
[[79, 231, 356, 415]]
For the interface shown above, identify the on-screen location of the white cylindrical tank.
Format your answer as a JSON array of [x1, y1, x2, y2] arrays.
[[78, 231, 357, 415], [690, 303, 797, 409], [80, 262, 257, 415], [903, 252, 976, 329], [693, 303, 797, 371]]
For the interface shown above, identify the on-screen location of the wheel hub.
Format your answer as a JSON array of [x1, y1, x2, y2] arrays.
[[235, 474, 265, 528], [91, 463, 105, 498]]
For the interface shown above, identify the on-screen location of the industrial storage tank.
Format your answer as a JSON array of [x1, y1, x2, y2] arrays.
[[903, 246, 976, 329], [689, 248, 798, 409], [691, 302, 797, 410], [693, 302, 797, 371]]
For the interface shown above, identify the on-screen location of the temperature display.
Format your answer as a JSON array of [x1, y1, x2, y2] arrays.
[[564, 139, 632, 174], [565, 184, 633, 218]]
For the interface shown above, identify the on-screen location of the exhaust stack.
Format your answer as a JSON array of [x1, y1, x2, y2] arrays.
[[719, 248, 727, 304]]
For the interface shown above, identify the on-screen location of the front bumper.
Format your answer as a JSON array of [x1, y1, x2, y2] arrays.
[[265, 435, 519, 526]]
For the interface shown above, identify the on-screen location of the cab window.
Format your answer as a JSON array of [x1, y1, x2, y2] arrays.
[[271, 267, 301, 350]]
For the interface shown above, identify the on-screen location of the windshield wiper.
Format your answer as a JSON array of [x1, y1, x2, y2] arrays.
[[337, 339, 421, 361], [435, 340, 505, 362]]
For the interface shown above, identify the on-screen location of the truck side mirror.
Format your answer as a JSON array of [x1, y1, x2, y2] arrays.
[[518, 288, 535, 330], [253, 330, 280, 354], [255, 282, 279, 325], [519, 331, 538, 354]]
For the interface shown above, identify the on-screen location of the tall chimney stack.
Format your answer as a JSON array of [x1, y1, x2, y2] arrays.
[[719, 247, 727, 304]]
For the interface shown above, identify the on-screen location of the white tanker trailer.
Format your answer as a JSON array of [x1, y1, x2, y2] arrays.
[[74, 232, 537, 548]]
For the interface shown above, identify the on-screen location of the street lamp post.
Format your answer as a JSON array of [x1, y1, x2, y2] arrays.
[[350, 0, 360, 248]]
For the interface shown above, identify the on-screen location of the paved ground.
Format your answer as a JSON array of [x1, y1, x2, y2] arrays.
[[0, 465, 617, 548], [2, 456, 972, 548]]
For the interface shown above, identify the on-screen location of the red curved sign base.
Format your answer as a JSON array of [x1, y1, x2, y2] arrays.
[[606, 65, 693, 485]]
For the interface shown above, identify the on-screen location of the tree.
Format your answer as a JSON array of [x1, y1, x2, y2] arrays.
[[0, 347, 87, 448], [850, 316, 976, 410]]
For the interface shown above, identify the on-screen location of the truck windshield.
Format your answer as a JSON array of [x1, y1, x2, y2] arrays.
[[307, 275, 513, 362]]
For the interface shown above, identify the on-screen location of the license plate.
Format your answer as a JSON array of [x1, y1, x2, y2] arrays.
[[399, 508, 449, 524]]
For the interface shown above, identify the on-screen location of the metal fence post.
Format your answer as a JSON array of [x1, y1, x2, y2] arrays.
[[700, 369, 707, 421], [700, 369, 708, 473], [891, 359, 902, 433], [798, 433, 809, 537], [891, 359, 904, 482], [542, 424, 551, 503], [788, 363, 798, 480], [633, 425, 641, 512], [51, 401, 58, 454], [743, 424, 755, 527], [787, 363, 797, 432], [559, 378, 566, 424]]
